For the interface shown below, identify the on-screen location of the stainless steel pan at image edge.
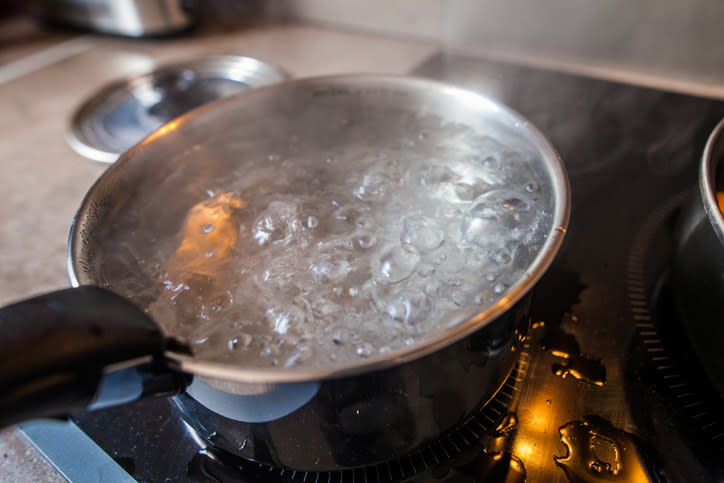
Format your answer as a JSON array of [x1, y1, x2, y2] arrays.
[[0, 75, 570, 471], [671, 118, 724, 400]]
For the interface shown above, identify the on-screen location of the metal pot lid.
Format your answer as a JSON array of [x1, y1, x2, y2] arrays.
[[67, 55, 288, 163]]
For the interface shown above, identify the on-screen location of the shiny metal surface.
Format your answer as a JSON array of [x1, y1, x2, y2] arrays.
[[174, 300, 528, 469], [700, 119, 724, 243], [35, 0, 196, 37], [67, 55, 288, 163], [68, 74, 570, 383], [671, 118, 724, 398]]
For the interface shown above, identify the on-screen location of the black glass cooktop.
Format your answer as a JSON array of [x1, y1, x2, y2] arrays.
[[27, 52, 724, 482]]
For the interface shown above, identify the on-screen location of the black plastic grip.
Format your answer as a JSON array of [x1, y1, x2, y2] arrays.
[[0, 286, 167, 427]]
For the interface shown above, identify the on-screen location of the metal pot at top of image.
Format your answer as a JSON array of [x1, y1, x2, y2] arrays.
[[34, 0, 197, 37], [0, 75, 570, 471], [671, 118, 724, 399]]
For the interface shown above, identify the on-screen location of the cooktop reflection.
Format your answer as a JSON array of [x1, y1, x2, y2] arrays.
[[23, 52, 724, 482]]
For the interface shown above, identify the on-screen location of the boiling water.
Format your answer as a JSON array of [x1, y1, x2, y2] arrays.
[[110, 113, 554, 369]]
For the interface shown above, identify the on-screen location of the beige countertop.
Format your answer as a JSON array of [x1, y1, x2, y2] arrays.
[[0, 20, 436, 482]]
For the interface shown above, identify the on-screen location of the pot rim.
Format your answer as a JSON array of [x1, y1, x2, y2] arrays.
[[67, 74, 571, 384], [701, 118, 724, 245]]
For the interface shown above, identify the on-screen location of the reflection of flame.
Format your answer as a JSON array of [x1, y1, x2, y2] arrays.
[[167, 192, 245, 277], [717, 191, 724, 215], [508, 398, 553, 475], [155, 121, 178, 136], [526, 398, 555, 434], [553, 361, 606, 387], [514, 441, 534, 461]]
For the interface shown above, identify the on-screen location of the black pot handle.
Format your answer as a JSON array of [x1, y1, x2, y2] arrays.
[[0, 286, 189, 428]]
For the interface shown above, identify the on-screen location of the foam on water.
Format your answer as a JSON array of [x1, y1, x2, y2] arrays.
[[106, 111, 555, 369]]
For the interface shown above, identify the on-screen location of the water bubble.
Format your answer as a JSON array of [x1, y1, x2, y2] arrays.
[[460, 190, 538, 248], [451, 291, 467, 306], [445, 276, 462, 288], [429, 242, 466, 272], [355, 215, 374, 230], [401, 216, 445, 253], [454, 183, 477, 201], [354, 171, 391, 201], [310, 255, 351, 283], [200, 224, 215, 234], [379, 247, 421, 283], [307, 216, 319, 228], [311, 297, 340, 319], [489, 249, 512, 265], [356, 233, 377, 250], [252, 200, 301, 245], [208, 293, 232, 312], [265, 306, 305, 335], [355, 342, 374, 357], [418, 164, 453, 186], [454, 180, 488, 201], [284, 344, 313, 367], [385, 289, 431, 325], [328, 326, 349, 345], [424, 279, 441, 296], [334, 205, 360, 222], [417, 263, 435, 277], [317, 235, 354, 252], [228, 333, 252, 351], [525, 181, 538, 192], [481, 156, 498, 170]]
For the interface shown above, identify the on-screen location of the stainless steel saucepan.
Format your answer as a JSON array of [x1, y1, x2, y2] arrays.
[[671, 118, 724, 399], [0, 75, 569, 471]]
